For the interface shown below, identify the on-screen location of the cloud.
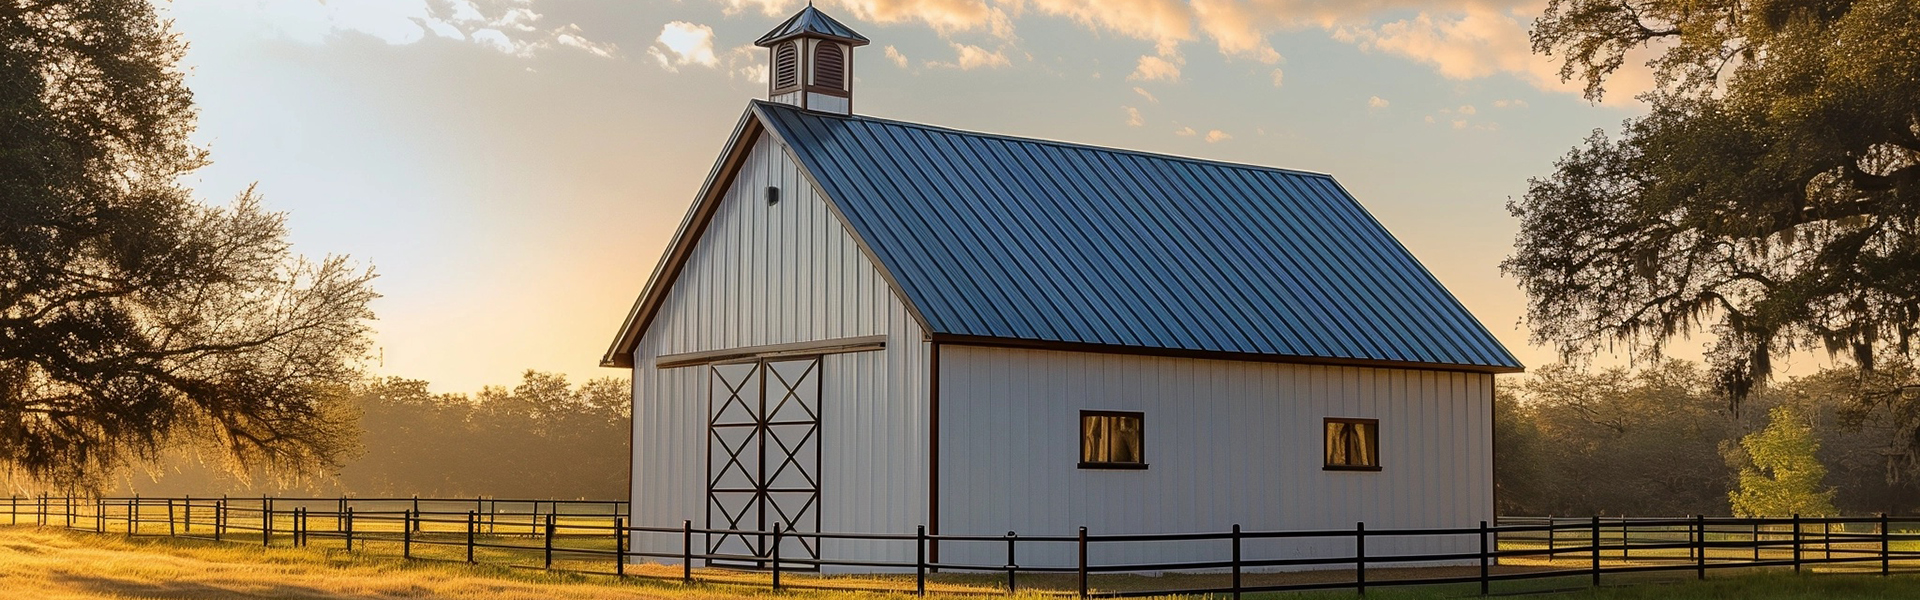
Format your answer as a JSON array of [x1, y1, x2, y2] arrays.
[[1190, 0, 1282, 63], [1133, 86, 1159, 104], [650, 21, 720, 72], [1204, 129, 1231, 142], [1493, 98, 1529, 108], [1457, 104, 1476, 115], [885, 45, 911, 68], [926, 42, 1011, 69], [218, 0, 616, 59], [1452, 119, 1468, 129], [719, 0, 794, 16], [1128, 53, 1183, 81], [687, 0, 1651, 102], [555, 24, 618, 58], [1367, 95, 1390, 109], [1269, 68, 1284, 87], [1175, 126, 1197, 136], [1124, 106, 1145, 126]]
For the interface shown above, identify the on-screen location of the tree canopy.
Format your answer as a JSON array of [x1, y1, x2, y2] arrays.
[[1510, 0, 1920, 399], [0, 1, 375, 485]]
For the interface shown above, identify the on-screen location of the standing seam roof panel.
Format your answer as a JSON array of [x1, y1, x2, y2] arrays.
[[1091, 150, 1287, 355], [880, 124, 1060, 340], [1031, 142, 1227, 351], [752, 102, 1522, 370], [970, 136, 1158, 347]]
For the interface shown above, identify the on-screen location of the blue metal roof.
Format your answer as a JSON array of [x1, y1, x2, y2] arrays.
[[755, 6, 870, 47], [753, 101, 1522, 372]]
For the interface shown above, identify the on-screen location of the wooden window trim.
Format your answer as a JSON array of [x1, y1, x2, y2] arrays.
[[1079, 410, 1147, 470], [1323, 417, 1382, 472]]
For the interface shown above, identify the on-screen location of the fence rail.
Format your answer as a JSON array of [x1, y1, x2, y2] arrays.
[[5, 495, 1917, 597]]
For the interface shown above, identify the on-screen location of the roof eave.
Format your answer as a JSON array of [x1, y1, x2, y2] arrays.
[[929, 334, 1525, 374]]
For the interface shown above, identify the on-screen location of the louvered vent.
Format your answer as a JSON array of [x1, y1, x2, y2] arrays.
[[814, 43, 844, 90], [773, 42, 799, 89]]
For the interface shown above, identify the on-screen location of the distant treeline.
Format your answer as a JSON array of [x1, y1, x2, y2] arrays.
[[100, 372, 630, 500], [89, 360, 1920, 517], [1496, 360, 1920, 517]]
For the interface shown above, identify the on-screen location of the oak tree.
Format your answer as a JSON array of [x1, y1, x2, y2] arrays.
[[1, 1, 375, 485], [1510, 0, 1920, 399]]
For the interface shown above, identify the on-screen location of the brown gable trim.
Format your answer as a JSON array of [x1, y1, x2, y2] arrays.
[[600, 110, 765, 368], [653, 335, 887, 369], [928, 334, 1526, 375]]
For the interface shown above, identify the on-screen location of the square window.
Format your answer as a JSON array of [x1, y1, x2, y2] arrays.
[[1079, 411, 1146, 469], [1324, 418, 1380, 471]]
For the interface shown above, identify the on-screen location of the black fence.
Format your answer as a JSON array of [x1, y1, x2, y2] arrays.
[[5, 495, 1918, 597]]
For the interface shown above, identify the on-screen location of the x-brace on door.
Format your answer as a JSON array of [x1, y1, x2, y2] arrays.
[[705, 356, 822, 568]]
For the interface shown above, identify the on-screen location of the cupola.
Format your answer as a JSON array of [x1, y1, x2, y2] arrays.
[[755, 4, 868, 115]]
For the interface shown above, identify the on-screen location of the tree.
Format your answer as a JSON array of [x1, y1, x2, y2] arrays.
[[1508, 0, 1920, 401], [1729, 405, 1838, 516], [1500, 361, 1743, 515], [0, 1, 375, 485]]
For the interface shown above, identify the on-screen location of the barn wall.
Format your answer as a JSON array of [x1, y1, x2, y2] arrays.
[[629, 131, 930, 565], [937, 346, 1495, 569]]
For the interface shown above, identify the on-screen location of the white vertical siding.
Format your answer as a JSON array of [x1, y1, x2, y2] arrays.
[[938, 346, 1494, 569], [629, 132, 930, 565]]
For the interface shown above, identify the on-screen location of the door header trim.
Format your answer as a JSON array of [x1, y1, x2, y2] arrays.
[[657, 335, 886, 369]]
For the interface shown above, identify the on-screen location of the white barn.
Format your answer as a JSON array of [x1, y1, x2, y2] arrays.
[[603, 6, 1523, 571]]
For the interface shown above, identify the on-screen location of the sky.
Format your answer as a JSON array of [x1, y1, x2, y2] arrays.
[[160, 0, 1667, 393]]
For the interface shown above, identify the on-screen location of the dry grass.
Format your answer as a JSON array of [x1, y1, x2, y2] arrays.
[[0, 525, 861, 600], [4, 524, 1918, 600]]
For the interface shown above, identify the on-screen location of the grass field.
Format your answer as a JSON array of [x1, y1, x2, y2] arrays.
[[5, 525, 1920, 599]]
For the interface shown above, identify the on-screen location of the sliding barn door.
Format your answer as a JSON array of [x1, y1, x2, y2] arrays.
[[705, 357, 822, 568]]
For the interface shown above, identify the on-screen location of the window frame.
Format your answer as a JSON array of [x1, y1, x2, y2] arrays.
[[1078, 410, 1148, 470], [1323, 417, 1382, 472]]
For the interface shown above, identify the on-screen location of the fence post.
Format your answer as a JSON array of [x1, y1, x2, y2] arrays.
[[682, 519, 693, 583], [183, 495, 191, 534], [467, 510, 476, 563], [1825, 517, 1832, 561], [1695, 515, 1706, 580], [1546, 515, 1555, 559], [130, 494, 139, 536], [95, 497, 102, 533], [771, 524, 783, 591], [262, 499, 272, 547], [1753, 520, 1761, 562], [412, 495, 421, 533], [543, 513, 554, 569], [1355, 522, 1367, 597], [1881, 513, 1890, 577], [408, 509, 418, 559], [1479, 520, 1490, 596], [1589, 516, 1600, 588], [1078, 526, 1089, 599], [168, 499, 177, 536], [1621, 518, 1629, 560], [916, 525, 928, 596], [614, 516, 626, 576], [1791, 514, 1802, 573], [344, 507, 354, 551], [1232, 524, 1244, 600], [215, 500, 224, 542], [1005, 530, 1018, 593], [8, 495, 13, 526]]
